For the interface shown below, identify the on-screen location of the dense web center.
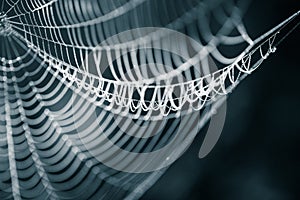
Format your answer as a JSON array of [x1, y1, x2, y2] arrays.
[[0, 12, 12, 36]]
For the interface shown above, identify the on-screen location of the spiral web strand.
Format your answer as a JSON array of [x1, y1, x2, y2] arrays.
[[0, 0, 299, 199]]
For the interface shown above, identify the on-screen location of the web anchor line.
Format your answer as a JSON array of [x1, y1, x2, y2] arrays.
[[10, 9, 298, 120]]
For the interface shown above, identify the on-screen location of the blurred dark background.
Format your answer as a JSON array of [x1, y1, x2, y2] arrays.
[[142, 0, 300, 199]]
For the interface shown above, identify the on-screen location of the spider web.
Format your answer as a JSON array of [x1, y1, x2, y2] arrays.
[[0, 0, 299, 199]]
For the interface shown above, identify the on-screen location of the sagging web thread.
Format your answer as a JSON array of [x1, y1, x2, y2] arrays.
[[0, 0, 298, 199]]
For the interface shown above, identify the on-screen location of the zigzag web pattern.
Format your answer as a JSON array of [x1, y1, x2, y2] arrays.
[[0, 0, 299, 199]]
